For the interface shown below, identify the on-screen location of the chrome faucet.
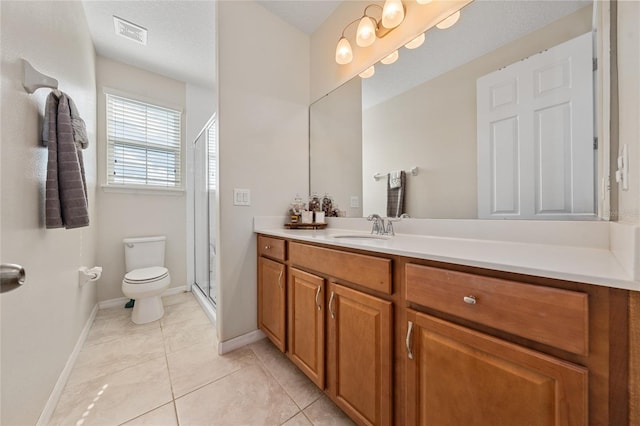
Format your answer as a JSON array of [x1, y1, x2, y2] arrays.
[[367, 214, 405, 236], [385, 217, 401, 236], [367, 214, 386, 235]]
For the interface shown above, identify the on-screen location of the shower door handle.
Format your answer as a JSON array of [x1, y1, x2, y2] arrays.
[[1, 263, 26, 293]]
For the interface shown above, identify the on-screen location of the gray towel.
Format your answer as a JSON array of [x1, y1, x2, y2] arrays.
[[42, 91, 89, 149], [45, 92, 89, 229], [386, 170, 406, 217]]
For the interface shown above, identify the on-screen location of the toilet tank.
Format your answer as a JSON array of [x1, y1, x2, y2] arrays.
[[123, 236, 166, 272]]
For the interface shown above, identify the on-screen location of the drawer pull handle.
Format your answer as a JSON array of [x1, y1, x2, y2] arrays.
[[329, 291, 336, 319], [406, 321, 414, 360], [315, 285, 322, 310], [264, 245, 271, 250], [463, 295, 477, 305], [277, 270, 283, 289]]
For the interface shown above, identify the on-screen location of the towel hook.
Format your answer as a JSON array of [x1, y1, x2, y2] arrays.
[[22, 59, 58, 94]]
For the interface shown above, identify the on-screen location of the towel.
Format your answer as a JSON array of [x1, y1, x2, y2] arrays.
[[42, 91, 89, 149], [386, 170, 406, 218], [45, 91, 89, 229], [389, 170, 402, 189]]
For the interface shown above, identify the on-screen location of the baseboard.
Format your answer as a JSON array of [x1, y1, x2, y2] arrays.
[[218, 329, 266, 355], [36, 303, 99, 426], [97, 285, 188, 310]]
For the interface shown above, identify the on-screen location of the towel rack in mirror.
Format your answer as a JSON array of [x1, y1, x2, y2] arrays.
[[373, 166, 419, 181]]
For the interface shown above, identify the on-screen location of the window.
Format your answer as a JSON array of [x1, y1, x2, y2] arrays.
[[106, 93, 182, 189]]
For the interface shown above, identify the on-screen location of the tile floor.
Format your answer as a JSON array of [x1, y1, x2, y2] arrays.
[[50, 291, 354, 426]]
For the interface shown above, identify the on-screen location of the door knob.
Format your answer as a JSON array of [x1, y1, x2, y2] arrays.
[[1, 263, 26, 293]]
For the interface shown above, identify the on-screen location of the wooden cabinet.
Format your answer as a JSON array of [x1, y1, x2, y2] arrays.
[[257, 235, 287, 352], [287, 269, 394, 425], [258, 256, 286, 352], [327, 282, 393, 426], [288, 268, 325, 388], [405, 310, 588, 426], [256, 234, 629, 426]]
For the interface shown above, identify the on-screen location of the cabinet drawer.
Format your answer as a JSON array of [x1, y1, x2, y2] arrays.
[[290, 242, 392, 294], [405, 264, 588, 355], [258, 235, 286, 261]]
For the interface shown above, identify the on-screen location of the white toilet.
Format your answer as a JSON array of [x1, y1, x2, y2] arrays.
[[121, 236, 171, 324]]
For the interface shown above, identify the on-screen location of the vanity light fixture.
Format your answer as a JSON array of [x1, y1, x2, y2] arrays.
[[334, 1, 406, 65], [381, 0, 405, 29], [381, 50, 399, 65], [436, 10, 461, 29], [359, 65, 376, 78], [404, 33, 426, 49]]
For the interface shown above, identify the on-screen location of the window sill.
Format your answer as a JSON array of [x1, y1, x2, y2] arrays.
[[101, 184, 185, 196]]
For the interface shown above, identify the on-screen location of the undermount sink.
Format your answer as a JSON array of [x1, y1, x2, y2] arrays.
[[330, 233, 391, 241]]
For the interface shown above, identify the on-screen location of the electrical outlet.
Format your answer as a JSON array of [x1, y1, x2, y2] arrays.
[[233, 188, 251, 206]]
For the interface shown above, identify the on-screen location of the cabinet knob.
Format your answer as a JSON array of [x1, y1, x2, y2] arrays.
[[264, 245, 271, 250], [463, 295, 477, 305]]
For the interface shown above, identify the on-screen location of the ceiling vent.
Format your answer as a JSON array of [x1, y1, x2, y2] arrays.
[[113, 16, 147, 45]]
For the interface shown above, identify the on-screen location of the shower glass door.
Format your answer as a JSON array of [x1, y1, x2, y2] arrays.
[[193, 114, 217, 307]]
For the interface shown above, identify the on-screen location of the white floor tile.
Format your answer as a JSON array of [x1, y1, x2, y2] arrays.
[[51, 291, 351, 426]]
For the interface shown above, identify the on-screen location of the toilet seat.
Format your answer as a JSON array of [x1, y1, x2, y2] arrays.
[[124, 267, 169, 284]]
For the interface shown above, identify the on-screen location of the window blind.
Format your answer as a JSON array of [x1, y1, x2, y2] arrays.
[[106, 94, 182, 188], [207, 120, 217, 191]]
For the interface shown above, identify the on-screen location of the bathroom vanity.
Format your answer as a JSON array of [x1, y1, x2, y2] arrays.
[[256, 221, 638, 425]]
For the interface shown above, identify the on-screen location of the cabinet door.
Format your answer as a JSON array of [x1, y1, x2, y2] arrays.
[[258, 257, 286, 352], [327, 282, 393, 426], [288, 268, 325, 388], [405, 309, 588, 426]]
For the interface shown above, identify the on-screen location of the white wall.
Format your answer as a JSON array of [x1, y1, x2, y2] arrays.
[[95, 57, 187, 302], [217, 0, 309, 342], [0, 2, 97, 424], [617, 1, 640, 225]]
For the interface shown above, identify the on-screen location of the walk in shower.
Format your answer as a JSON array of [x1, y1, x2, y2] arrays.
[[191, 114, 218, 316]]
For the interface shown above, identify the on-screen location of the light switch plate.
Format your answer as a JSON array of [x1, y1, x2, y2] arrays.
[[233, 188, 251, 206]]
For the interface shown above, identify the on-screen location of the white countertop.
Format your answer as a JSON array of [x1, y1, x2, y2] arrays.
[[254, 217, 640, 292]]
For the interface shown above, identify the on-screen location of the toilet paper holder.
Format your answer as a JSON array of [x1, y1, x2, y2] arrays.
[[78, 266, 102, 287]]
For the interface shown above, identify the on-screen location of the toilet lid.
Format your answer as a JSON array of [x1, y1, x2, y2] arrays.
[[124, 267, 169, 283]]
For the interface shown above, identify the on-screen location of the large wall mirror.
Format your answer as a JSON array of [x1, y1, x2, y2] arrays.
[[310, 0, 607, 220]]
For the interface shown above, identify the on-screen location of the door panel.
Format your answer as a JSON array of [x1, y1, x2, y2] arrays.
[[258, 257, 286, 351], [328, 282, 393, 426], [406, 310, 588, 426], [478, 32, 594, 219], [288, 268, 325, 388]]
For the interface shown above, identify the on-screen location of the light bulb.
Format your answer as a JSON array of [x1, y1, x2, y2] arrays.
[[359, 65, 375, 78], [356, 16, 376, 47], [380, 50, 399, 65], [404, 33, 425, 49], [382, 0, 405, 29], [416, 0, 432, 3], [436, 10, 460, 29], [335, 37, 353, 64]]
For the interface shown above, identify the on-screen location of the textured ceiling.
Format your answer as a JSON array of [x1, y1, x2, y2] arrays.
[[82, 0, 216, 89], [258, 0, 342, 34], [81, 0, 341, 91]]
